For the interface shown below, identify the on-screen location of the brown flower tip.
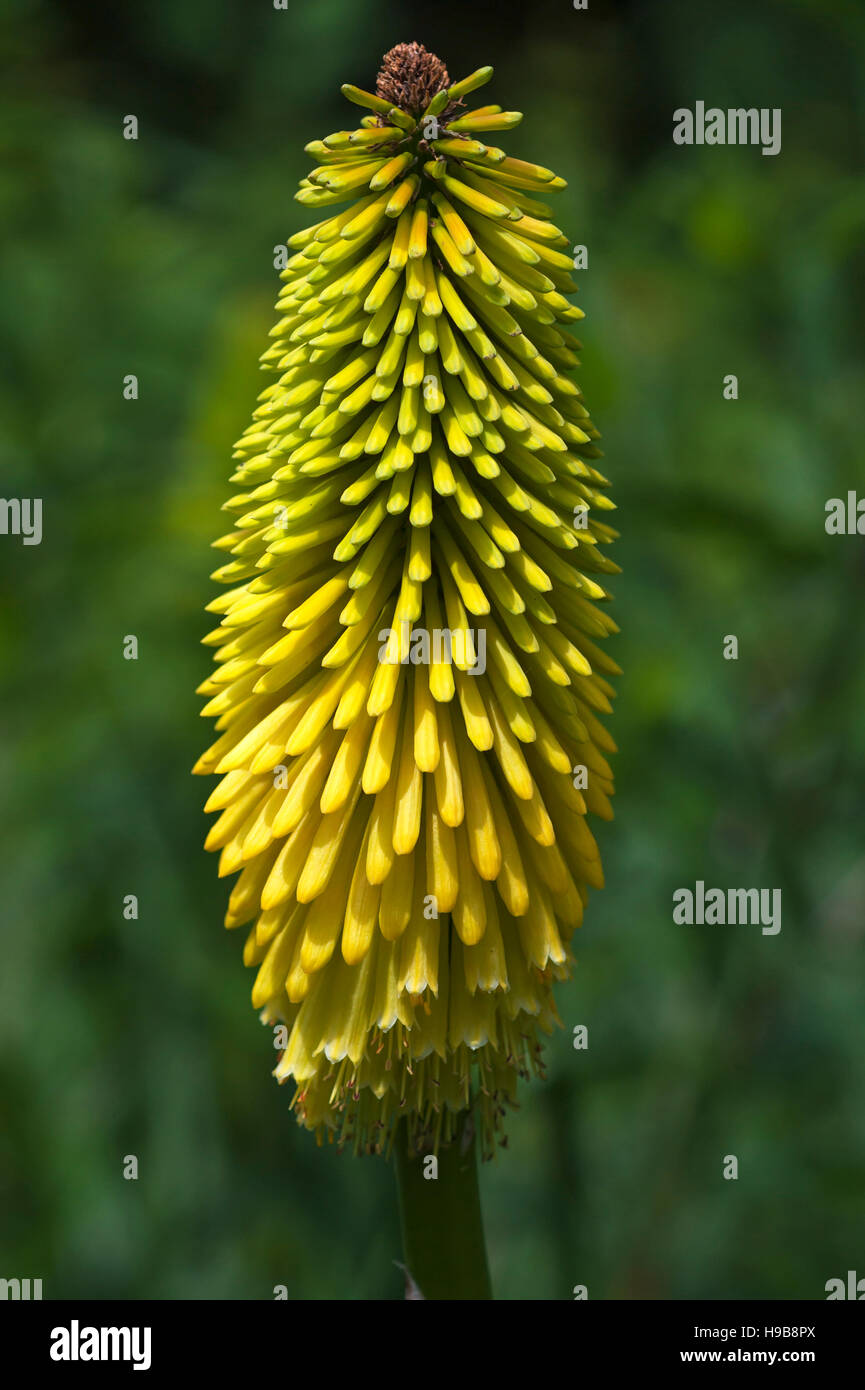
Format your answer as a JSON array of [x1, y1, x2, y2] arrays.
[[376, 41, 450, 115]]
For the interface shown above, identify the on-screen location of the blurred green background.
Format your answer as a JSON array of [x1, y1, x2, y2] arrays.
[[2, 0, 864, 1300]]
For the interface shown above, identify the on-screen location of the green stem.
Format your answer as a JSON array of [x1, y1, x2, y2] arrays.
[[394, 1111, 493, 1300]]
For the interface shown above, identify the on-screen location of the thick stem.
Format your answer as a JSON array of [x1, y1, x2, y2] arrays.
[[394, 1111, 493, 1300]]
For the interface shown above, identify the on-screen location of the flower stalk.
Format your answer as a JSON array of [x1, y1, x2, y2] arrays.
[[395, 1111, 492, 1300], [195, 37, 617, 1244]]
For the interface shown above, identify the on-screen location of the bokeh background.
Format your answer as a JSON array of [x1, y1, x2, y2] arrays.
[[2, 0, 864, 1300]]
